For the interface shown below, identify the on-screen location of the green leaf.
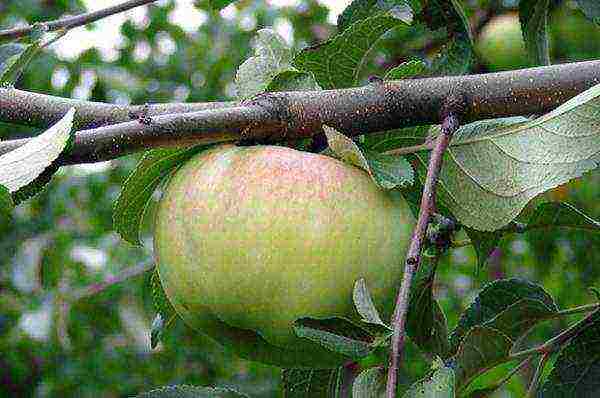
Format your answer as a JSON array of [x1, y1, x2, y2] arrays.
[[136, 384, 250, 397], [384, 59, 427, 80], [453, 326, 513, 390], [575, 0, 600, 25], [519, 0, 551, 66], [293, 8, 412, 89], [353, 278, 391, 330], [266, 70, 320, 92], [206, 0, 237, 10], [282, 368, 344, 398], [0, 185, 13, 222], [539, 311, 600, 397], [113, 146, 203, 246], [419, 0, 474, 75], [150, 270, 177, 349], [352, 366, 386, 398], [0, 108, 75, 204], [234, 29, 295, 99], [526, 202, 600, 231], [0, 38, 43, 85], [338, 0, 414, 33], [293, 317, 373, 359], [0, 43, 26, 78], [464, 228, 502, 270], [449, 278, 557, 355], [431, 37, 473, 76], [151, 270, 176, 320], [324, 126, 414, 189], [414, 82, 600, 231], [407, 257, 450, 358], [403, 361, 455, 397], [465, 202, 600, 269]]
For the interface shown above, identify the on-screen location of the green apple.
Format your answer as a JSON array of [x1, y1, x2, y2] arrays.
[[153, 144, 413, 368], [476, 13, 529, 71]]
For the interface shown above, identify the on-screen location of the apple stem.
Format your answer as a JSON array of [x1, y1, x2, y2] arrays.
[[385, 103, 461, 398]]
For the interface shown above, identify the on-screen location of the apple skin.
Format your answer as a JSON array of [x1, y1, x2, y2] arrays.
[[476, 13, 529, 71], [154, 144, 414, 368]]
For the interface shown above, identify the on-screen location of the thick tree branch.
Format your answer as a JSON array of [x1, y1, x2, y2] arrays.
[[0, 0, 159, 41], [0, 88, 234, 131], [0, 60, 599, 164], [386, 108, 461, 398]]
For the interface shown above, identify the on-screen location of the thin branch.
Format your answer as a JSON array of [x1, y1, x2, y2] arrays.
[[526, 352, 551, 398], [511, 308, 600, 360], [67, 261, 154, 301], [0, 0, 159, 42], [386, 108, 461, 398], [1, 60, 599, 164]]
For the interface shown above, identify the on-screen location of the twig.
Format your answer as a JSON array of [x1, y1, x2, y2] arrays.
[[0, 0, 159, 42], [67, 261, 154, 301], [386, 109, 461, 398], [1, 60, 600, 165], [526, 352, 551, 398], [511, 308, 600, 360]]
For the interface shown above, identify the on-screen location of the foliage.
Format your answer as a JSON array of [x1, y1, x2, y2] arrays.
[[1, 0, 600, 397]]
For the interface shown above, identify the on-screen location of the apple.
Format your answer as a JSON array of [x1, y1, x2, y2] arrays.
[[153, 144, 414, 368], [476, 13, 529, 71]]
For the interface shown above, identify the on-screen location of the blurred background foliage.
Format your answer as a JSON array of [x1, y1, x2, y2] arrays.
[[0, 0, 599, 397]]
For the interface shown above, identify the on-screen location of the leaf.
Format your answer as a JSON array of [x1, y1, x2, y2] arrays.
[[449, 278, 557, 355], [526, 202, 600, 231], [575, 0, 600, 25], [420, 0, 474, 75], [0, 40, 42, 85], [0, 108, 75, 203], [414, 83, 600, 231], [266, 70, 320, 92], [338, 0, 415, 33], [113, 146, 203, 246], [403, 362, 455, 397], [0, 43, 26, 77], [324, 126, 414, 189], [293, 317, 373, 359], [483, 298, 557, 342], [0, 185, 13, 223], [234, 29, 294, 99], [136, 384, 249, 397], [352, 367, 386, 398], [293, 8, 412, 89], [151, 269, 176, 320], [384, 59, 427, 80], [206, 0, 237, 11], [465, 202, 600, 269], [464, 228, 502, 271], [431, 37, 473, 76], [150, 270, 177, 349], [282, 368, 344, 398], [519, 0, 551, 66], [453, 326, 513, 390], [539, 310, 600, 397], [353, 279, 390, 330], [407, 257, 450, 358]]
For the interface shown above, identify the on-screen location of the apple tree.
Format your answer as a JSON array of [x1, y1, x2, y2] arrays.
[[1, 0, 600, 397]]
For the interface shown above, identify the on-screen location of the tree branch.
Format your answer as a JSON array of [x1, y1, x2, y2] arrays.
[[66, 261, 154, 301], [0, 0, 159, 41], [0, 88, 234, 131], [0, 60, 599, 164], [386, 107, 461, 398]]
